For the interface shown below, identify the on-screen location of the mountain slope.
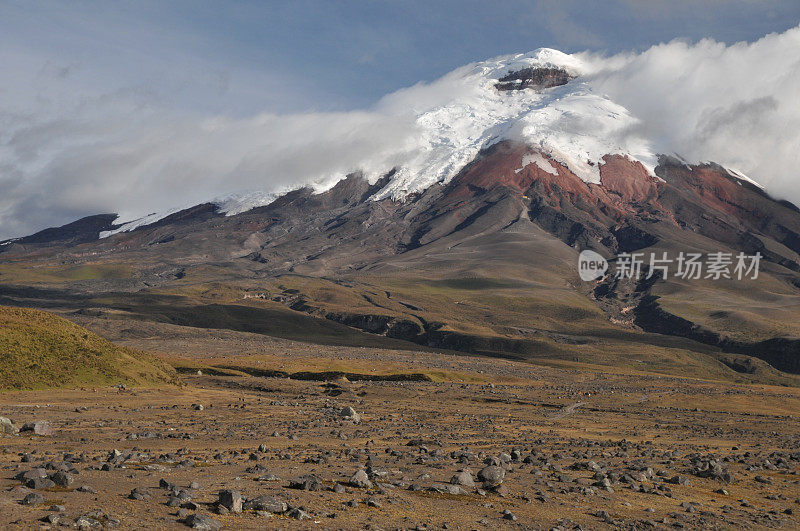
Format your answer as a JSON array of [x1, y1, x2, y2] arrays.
[[0, 306, 176, 390]]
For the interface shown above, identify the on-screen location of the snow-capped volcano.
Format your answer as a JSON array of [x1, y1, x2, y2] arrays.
[[100, 48, 664, 237]]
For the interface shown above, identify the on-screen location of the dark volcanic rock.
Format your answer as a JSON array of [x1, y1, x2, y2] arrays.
[[51, 470, 74, 487], [289, 475, 324, 491], [184, 513, 222, 530], [243, 495, 287, 513], [349, 469, 372, 489], [478, 465, 505, 487], [0, 213, 118, 249], [217, 489, 242, 513], [20, 421, 53, 436], [495, 67, 574, 91], [129, 487, 152, 500], [26, 477, 55, 489], [21, 492, 45, 505]]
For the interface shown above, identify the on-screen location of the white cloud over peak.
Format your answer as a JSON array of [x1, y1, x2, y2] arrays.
[[581, 27, 800, 195]]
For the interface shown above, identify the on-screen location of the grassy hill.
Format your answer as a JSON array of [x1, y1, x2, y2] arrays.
[[0, 306, 176, 390]]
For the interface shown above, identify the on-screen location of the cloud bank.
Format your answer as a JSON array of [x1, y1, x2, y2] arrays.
[[580, 26, 800, 198], [1, 25, 799, 240]]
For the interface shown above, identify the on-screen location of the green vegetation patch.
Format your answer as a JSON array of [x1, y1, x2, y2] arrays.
[[0, 263, 132, 283], [0, 306, 175, 390]]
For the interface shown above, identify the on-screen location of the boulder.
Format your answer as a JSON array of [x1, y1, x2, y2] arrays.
[[0, 417, 17, 435], [477, 465, 505, 487], [20, 421, 53, 436], [21, 492, 45, 505], [242, 495, 287, 513], [450, 470, 475, 487], [217, 490, 242, 513], [129, 487, 152, 500], [289, 475, 323, 491], [16, 468, 48, 482], [349, 469, 372, 489], [184, 513, 222, 530], [26, 477, 55, 489], [340, 406, 361, 423], [428, 483, 464, 495], [51, 471, 74, 487]]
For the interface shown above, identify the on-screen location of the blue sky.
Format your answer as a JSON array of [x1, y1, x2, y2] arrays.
[[2, 0, 799, 114], [1, 1, 799, 239]]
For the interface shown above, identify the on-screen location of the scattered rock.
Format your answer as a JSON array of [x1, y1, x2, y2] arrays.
[[167, 496, 182, 507], [129, 487, 152, 500], [491, 484, 510, 497], [20, 421, 53, 436], [184, 513, 222, 530], [289, 475, 324, 491], [667, 475, 690, 486], [243, 495, 287, 513], [51, 470, 74, 487], [693, 459, 734, 483], [218, 489, 243, 513], [17, 468, 48, 482], [0, 416, 17, 434], [21, 492, 45, 505], [429, 483, 464, 495], [350, 469, 372, 489], [26, 477, 55, 489], [74, 515, 103, 529], [287, 507, 311, 520], [477, 465, 505, 488], [340, 406, 361, 423], [451, 469, 475, 487]]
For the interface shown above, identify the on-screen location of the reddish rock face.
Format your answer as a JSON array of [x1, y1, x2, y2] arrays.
[[448, 145, 662, 211], [659, 162, 766, 223], [426, 140, 800, 262], [443, 143, 650, 225], [599, 155, 659, 204], [446, 143, 591, 199]]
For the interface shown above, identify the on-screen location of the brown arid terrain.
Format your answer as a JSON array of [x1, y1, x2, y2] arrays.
[[1, 315, 800, 530]]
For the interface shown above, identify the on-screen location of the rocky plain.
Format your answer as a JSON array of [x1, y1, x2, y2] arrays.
[[1, 325, 799, 530]]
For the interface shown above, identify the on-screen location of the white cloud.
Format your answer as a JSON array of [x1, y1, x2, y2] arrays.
[[0, 103, 421, 238], [578, 26, 800, 198]]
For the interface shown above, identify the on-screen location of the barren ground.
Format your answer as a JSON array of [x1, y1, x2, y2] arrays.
[[1, 322, 799, 530]]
